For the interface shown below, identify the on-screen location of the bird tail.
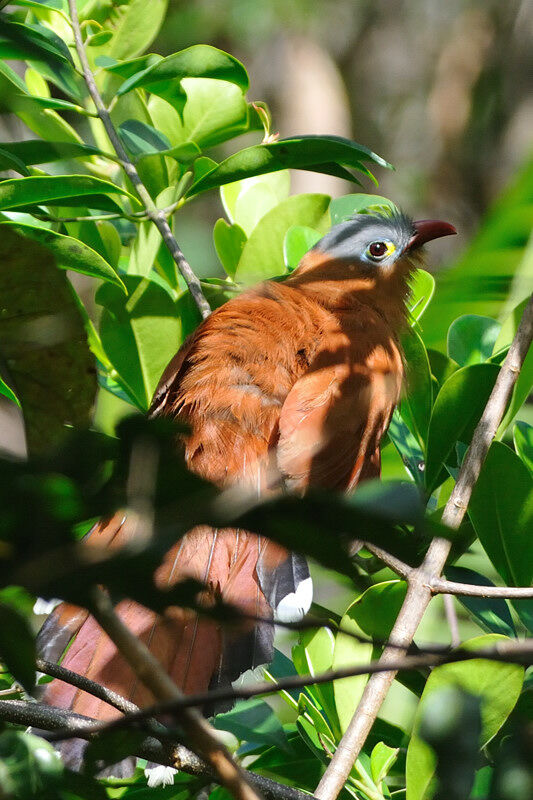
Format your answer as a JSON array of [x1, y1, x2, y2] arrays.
[[37, 514, 311, 766]]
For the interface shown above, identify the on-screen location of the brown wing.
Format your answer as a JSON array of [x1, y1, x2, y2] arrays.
[[277, 307, 403, 491]]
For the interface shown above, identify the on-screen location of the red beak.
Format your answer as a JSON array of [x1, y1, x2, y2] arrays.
[[408, 219, 457, 250]]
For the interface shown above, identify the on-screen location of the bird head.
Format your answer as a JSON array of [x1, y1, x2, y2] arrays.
[[288, 210, 456, 320]]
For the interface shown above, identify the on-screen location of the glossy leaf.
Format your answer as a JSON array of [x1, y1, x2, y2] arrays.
[[0, 146, 29, 176], [0, 139, 105, 168], [0, 376, 19, 406], [107, 0, 168, 61], [0, 602, 35, 692], [329, 192, 397, 224], [293, 626, 338, 732], [387, 410, 425, 485], [117, 44, 249, 96], [118, 119, 171, 158], [406, 634, 524, 800], [0, 227, 96, 454], [347, 580, 408, 641], [188, 136, 390, 197], [213, 219, 247, 279], [425, 363, 500, 492], [408, 269, 436, 324], [96, 276, 184, 410], [214, 698, 288, 751], [332, 600, 374, 734], [447, 314, 501, 366], [283, 225, 322, 270], [234, 194, 330, 284], [445, 566, 516, 637], [468, 441, 533, 587], [168, 78, 249, 148], [0, 175, 139, 213], [370, 742, 399, 786], [400, 327, 433, 445], [222, 171, 291, 236], [0, 223, 125, 290], [514, 421, 533, 474]]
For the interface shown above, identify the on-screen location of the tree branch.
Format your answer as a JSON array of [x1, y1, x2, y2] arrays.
[[0, 700, 311, 800], [42, 637, 533, 743], [88, 587, 261, 800], [67, 0, 211, 320], [431, 578, 533, 598], [314, 292, 533, 800], [37, 659, 138, 715], [362, 544, 412, 578]]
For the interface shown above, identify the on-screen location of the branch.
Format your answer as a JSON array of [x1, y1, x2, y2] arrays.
[[432, 578, 533, 598], [67, 0, 211, 320], [0, 701, 310, 800], [362, 544, 412, 578], [88, 587, 261, 800], [43, 638, 533, 743], [37, 659, 138, 715], [314, 292, 533, 800]]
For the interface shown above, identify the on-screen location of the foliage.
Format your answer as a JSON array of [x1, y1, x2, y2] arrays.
[[0, 2, 532, 800]]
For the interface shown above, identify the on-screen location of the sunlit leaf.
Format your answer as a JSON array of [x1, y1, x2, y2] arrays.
[[283, 225, 322, 270], [406, 635, 524, 800], [213, 219, 247, 279], [329, 193, 397, 224], [0, 175, 140, 213], [234, 194, 330, 284], [107, 0, 168, 61], [400, 327, 433, 446], [189, 136, 390, 197]]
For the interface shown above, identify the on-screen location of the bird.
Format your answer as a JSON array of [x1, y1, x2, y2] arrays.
[[37, 209, 455, 741]]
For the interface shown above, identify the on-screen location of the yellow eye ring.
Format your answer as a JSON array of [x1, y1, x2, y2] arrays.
[[366, 240, 396, 260]]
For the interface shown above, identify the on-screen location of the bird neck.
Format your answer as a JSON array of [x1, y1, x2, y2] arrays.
[[286, 250, 420, 330]]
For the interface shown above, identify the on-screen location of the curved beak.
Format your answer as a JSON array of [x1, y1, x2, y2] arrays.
[[408, 219, 457, 250]]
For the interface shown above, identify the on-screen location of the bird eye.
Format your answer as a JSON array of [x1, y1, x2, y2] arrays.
[[365, 240, 395, 261]]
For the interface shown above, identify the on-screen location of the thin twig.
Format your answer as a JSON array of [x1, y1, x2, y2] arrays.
[[88, 587, 261, 800], [0, 701, 311, 800], [42, 637, 533, 743], [442, 594, 461, 648], [314, 292, 533, 800], [362, 544, 413, 578], [36, 659, 138, 715], [67, 0, 210, 319], [432, 578, 533, 598]]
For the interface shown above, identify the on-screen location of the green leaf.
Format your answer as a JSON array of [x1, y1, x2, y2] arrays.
[[0, 146, 29, 176], [498, 343, 533, 435], [166, 77, 249, 149], [406, 634, 524, 800], [0, 175, 139, 213], [117, 44, 249, 97], [0, 731, 63, 798], [107, 0, 168, 61], [387, 410, 425, 485], [0, 140, 105, 169], [84, 728, 147, 775], [0, 18, 81, 100], [118, 119, 171, 158], [213, 219, 246, 279], [0, 222, 125, 290], [445, 566, 516, 637], [214, 698, 288, 751], [188, 136, 390, 197], [251, 729, 324, 791], [370, 742, 399, 785], [293, 627, 339, 732], [468, 441, 533, 587], [447, 315, 501, 367], [346, 580, 408, 641], [0, 376, 19, 406], [0, 227, 96, 454], [329, 192, 397, 224], [332, 601, 374, 734], [408, 269, 435, 324], [400, 327, 433, 445], [221, 170, 291, 236], [234, 194, 330, 284], [0, 602, 35, 692], [514, 421, 533, 474], [425, 363, 500, 492], [283, 225, 322, 270], [96, 276, 184, 410]]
